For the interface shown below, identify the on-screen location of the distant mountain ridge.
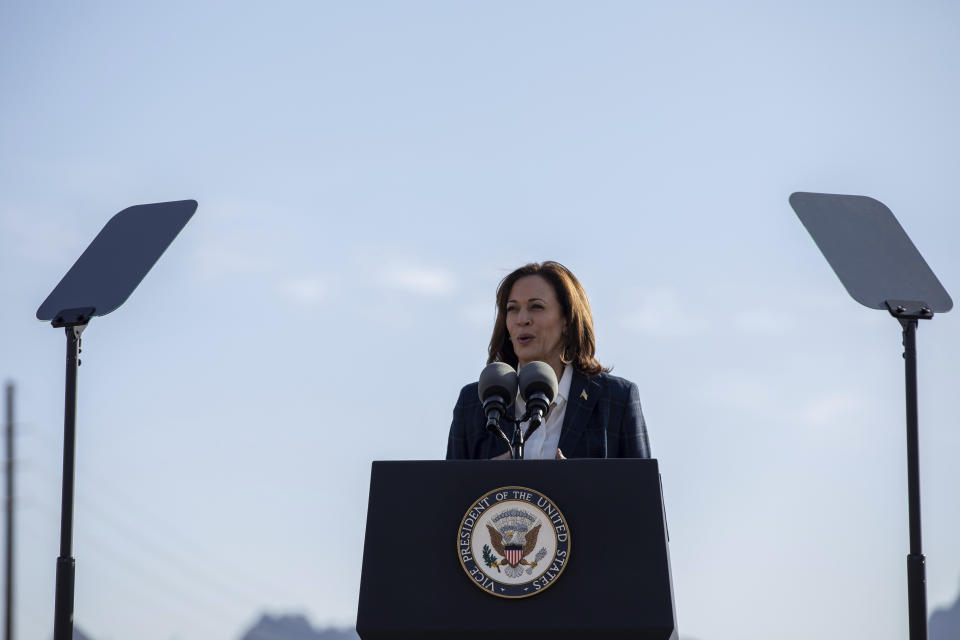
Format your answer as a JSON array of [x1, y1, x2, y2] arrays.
[[930, 579, 960, 640], [72, 627, 95, 640], [239, 614, 358, 640], [67, 590, 960, 640]]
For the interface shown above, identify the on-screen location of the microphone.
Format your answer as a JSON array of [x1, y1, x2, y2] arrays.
[[518, 361, 558, 439], [478, 363, 518, 456]]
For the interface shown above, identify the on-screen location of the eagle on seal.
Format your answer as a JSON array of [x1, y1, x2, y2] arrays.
[[486, 522, 541, 568]]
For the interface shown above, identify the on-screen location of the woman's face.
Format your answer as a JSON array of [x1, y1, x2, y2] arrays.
[[506, 275, 567, 370]]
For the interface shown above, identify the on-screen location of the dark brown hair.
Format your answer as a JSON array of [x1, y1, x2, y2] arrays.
[[487, 261, 607, 376]]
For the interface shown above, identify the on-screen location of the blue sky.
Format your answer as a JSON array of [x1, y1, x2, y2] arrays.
[[2, 2, 959, 639]]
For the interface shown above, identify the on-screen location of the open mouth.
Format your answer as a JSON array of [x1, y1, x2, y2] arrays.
[[516, 335, 534, 345]]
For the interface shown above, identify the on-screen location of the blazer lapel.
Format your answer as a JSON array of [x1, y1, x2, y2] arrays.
[[557, 371, 602, 457]]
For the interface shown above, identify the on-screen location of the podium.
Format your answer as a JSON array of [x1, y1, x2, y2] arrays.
[[357, 459, 677, 640]]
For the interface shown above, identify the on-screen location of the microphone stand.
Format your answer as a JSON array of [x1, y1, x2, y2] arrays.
[[486, 419, 515, 459], [508, 409, 547, 460], [510, 420, 524, 460], [483, 402, 547, 460], [511, 391, 552, 460], [485, 396, 551, 460]]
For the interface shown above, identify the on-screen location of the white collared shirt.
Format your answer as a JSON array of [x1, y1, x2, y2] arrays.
[[515, 365, 574, 460]]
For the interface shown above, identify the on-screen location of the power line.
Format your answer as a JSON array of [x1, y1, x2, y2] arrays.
[[4, 381, 14, 640], [18, 421, 303, 602], [13, 409, 335, 639], [16, 439, 315, 639], [19, 454, 297, 612], [18, 516, 227, 640]]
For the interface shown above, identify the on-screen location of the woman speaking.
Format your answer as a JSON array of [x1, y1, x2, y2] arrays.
[[446, 261, 651, 460]]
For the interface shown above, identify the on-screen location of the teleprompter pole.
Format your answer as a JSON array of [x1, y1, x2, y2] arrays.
[[887, 300, 933, 640], [900, 317, 927, 640], [53, 320, 86, 640]]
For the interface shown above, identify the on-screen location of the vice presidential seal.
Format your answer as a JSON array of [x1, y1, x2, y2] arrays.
[[457, 486, 570, 598]]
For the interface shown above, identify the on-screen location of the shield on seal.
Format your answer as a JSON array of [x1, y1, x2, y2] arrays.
[[504, 545, 523, 566]]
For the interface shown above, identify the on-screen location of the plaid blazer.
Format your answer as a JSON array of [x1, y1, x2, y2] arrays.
[[445, 369, 651, 460]]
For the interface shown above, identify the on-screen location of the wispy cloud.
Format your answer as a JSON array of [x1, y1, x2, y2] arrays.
[[797, 390, 870, 428], [731, 307, 799, 335], [186, 199, 299, 281], [376, 264, 457, 296], [276, 275, 331, 306], [704, 370, 874, 436], [193, 245, 273, 281], [459, 300, 496, 327], [703, 372, 781, 415], [0, 207, 89, 267], [617, 289, 709, 338]]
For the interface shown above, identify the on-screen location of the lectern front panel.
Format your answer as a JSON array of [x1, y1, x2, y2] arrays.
[[357, 459, 677, 640]]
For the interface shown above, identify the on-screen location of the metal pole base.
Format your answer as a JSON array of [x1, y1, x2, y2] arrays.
[[907, 553, 927, 640], [52, 556, 75, 640]]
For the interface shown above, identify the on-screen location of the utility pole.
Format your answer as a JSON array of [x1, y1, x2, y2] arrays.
[[4, 382, 13, 640]]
